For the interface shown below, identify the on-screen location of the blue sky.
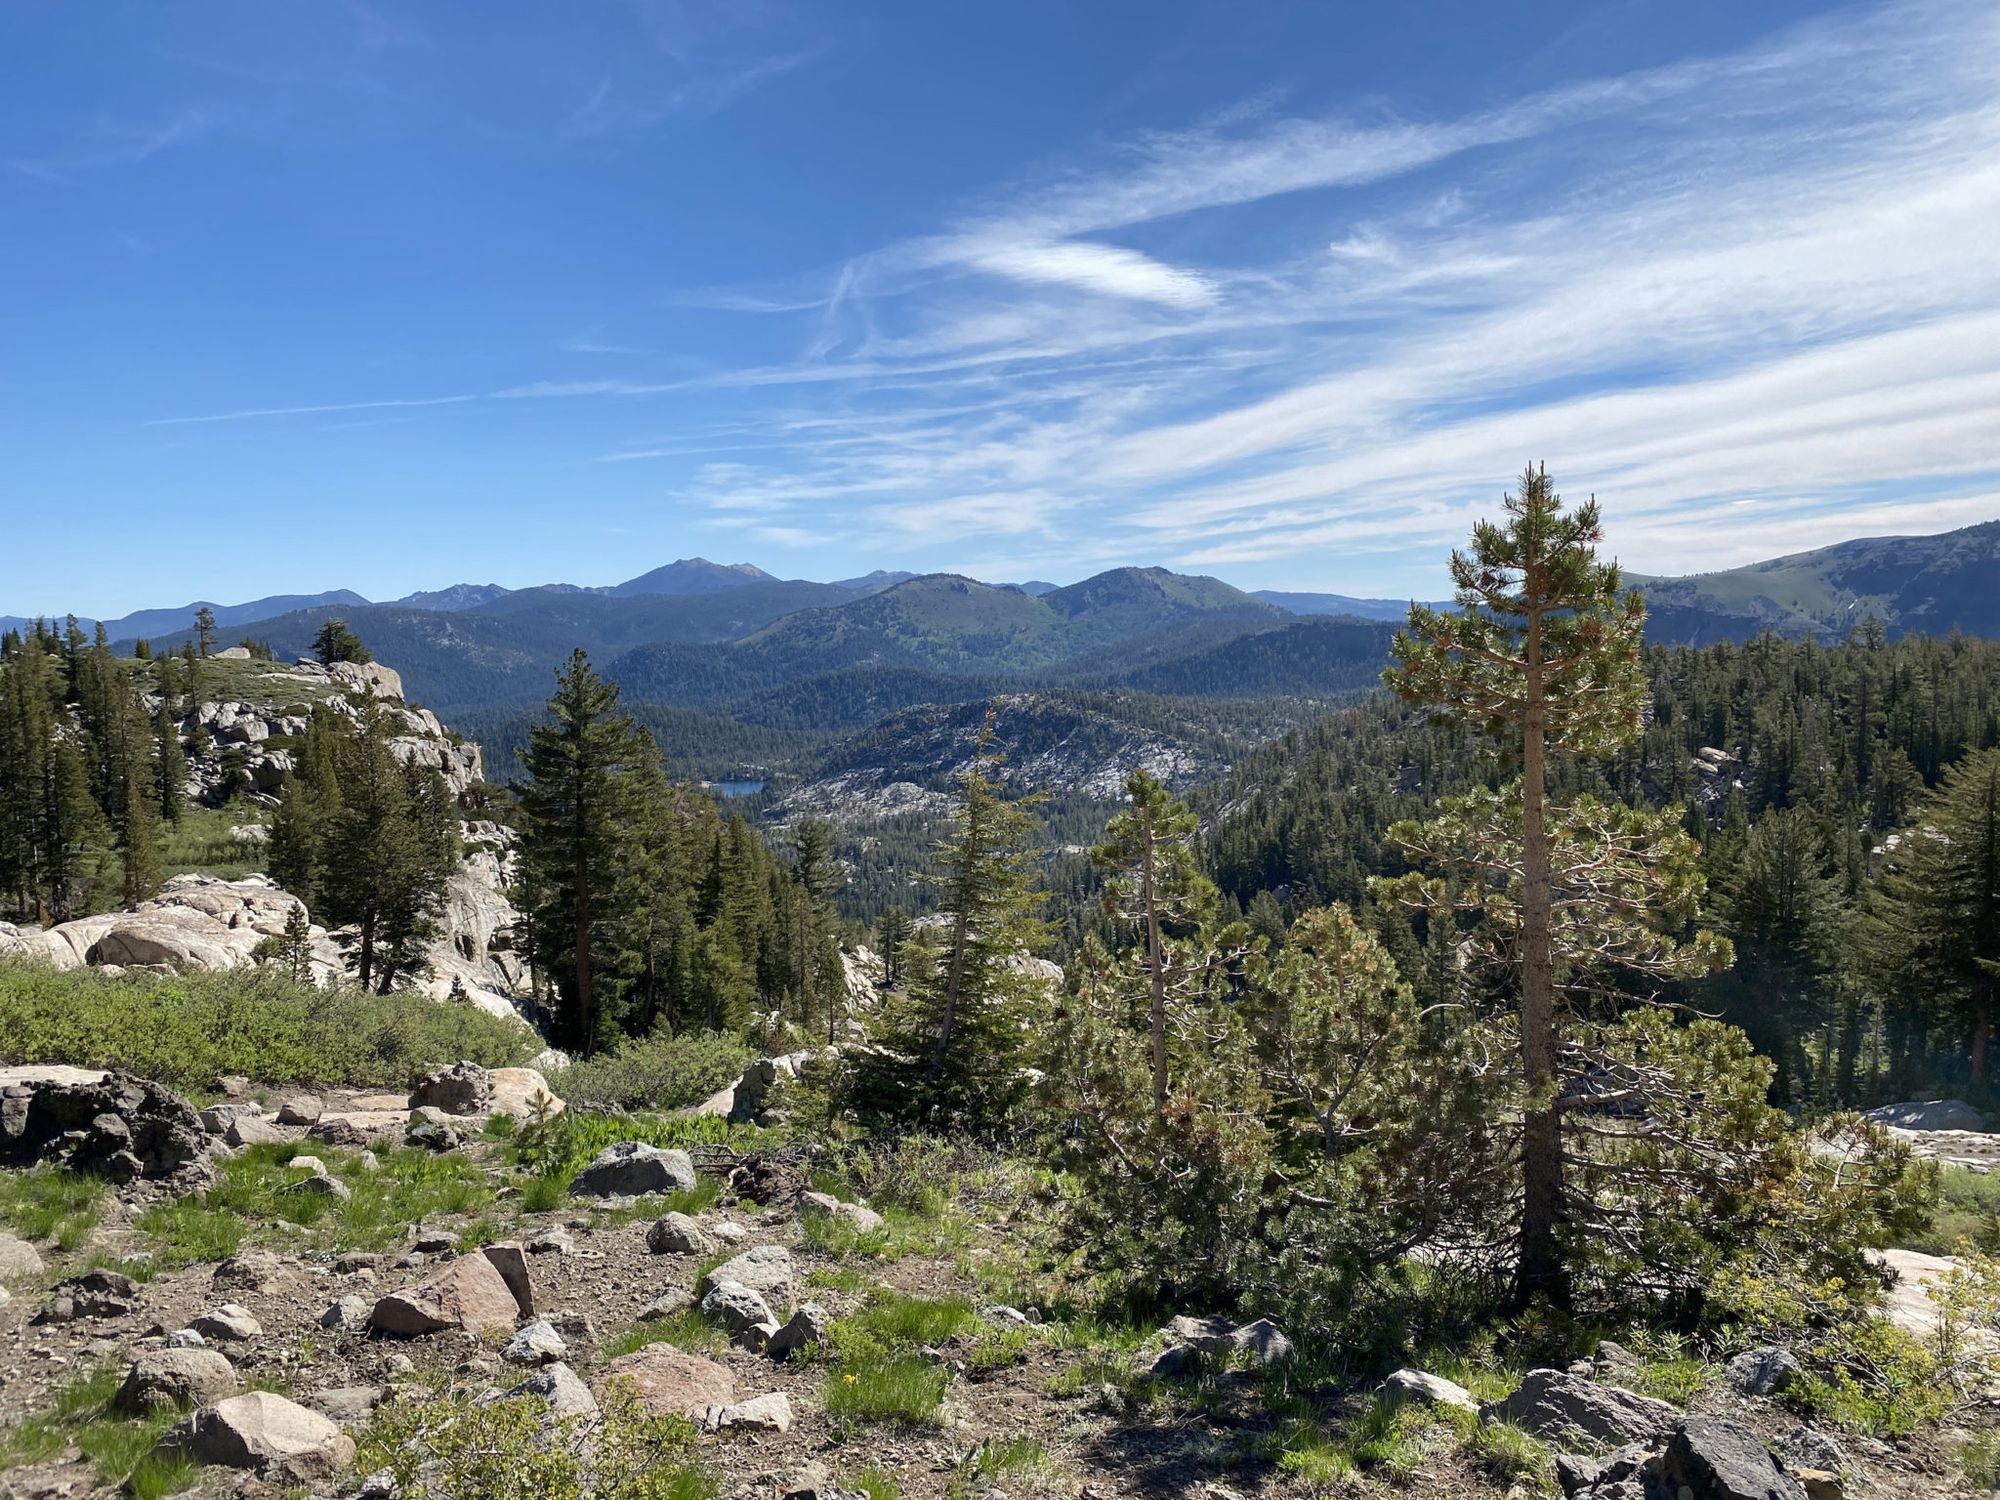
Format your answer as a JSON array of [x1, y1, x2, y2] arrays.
[[6, 0, 2000, 616]]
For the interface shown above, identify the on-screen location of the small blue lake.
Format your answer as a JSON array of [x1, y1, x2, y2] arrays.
[[712, 779, 767, 797]]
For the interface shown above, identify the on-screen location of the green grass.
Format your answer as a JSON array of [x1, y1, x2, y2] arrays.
[[586, 1178, 724, 1227], [1906, 1164, 2000, 1255], [135, 1141, 501, 1265], [806, 1265, 874, 1294], [825, 1353, 950, 1427], [850, 1467, 901, 1500], [0, 961, 535, 1090], [0, 1166, 106, 1250], [604, 1309, 727, 1359], [1961, 1430, 2000, 1488], [0, 1366, 195, 1497], [158, 804, 267, 883], [963, 1435, 1047, 1479], [1466, 1420, 1554, 1490], [841, 1290, 977, 1349], [801, 1202, 969, 1263]]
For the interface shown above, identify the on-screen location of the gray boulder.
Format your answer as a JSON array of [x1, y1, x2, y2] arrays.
[[1660, 1418, 1805, 1500], [190, 1303, 262, 1342], [767, 1303, 831, 1359], [712, 1391, 793, 1433], [1725, 1346, 1801, 1396], [501, 1318, 567, 1366], [1377, 1368, 1479, 1414], [569, 1140, 697, 1198], [1480, 1367, 1679, 1447], [409, 1061, 493, 1117], [698, 1243, 795, 1297], [1862, 1098, 1986, 1132], [647, 1211, 714, 1255], [116, 1348, 240, 1413], [321, 1295, 371, 1332], [507, 1362, 598, 1419], [276, 1095, 323, 1126], [155, 1391, 356, 1478], [0, 1230, 44, 1283], [700, 1279, 776, 1333]]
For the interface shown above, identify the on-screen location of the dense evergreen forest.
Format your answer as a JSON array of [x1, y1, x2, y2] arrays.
[[1204, 625, 2000, 1108]]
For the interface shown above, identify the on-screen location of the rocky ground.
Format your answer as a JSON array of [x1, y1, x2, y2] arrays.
[[2, 1063, 1995, 1500]]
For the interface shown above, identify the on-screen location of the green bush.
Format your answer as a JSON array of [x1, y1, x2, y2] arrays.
[[545, 1031, 751, 1113], [0, 962, 535, 1088], [358, 1383, 711, 1500]]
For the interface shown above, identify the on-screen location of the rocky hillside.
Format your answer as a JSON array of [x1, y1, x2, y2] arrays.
[[0, 652, 532, 1026]]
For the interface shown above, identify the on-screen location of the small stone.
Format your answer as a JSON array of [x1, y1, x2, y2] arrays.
[[321, 1296, 370, 1332], [639, 1289, 693, 1322], [116, 1348, 240, 1412], [712, 1391, 793, 1433], [711, 1220, 750, 1244], [767, 1304, 830, 1359], [191, 1304, 263, 1342], [698, 1245, 795, 1298], [526, 1229, 573, 1255], [1377, 1368, 1479, 1414], [276, 1096, 323, 1126], [226, 1115, 287, 1148], [291, 1173, 352, 1203], [1725, 1345, 1801, 1397], [1148, 1343, 1200, 1379], [501, 1319, 567, 1366], [507, 1362, 597, 1418], [732, 1320, 780, 1353], [700, 1279, 776, 1333], [214, 1250, 286, 1293], [0, 1231, 45, 1283], [980, 1305, 1031, 1326], [167, 1328, 208, 1349], [287, 1155, 328, 1175], [646, 1212, 714, 1256], [384, 1353, 416, 1377]]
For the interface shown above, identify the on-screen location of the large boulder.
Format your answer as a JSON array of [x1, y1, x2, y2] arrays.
[[1863, 1098, 1987, 1132], [1660, 1418, 1806, 1500], [699, 1280, 776, 1334], [1480, 1368, 1679, 1448], [115, 1349, 240, 1413], [155, 1391, 354, 1478], [647, 1211, 714, 1256], [408, 1061, 493, 1117], [0, 1230, 44, 1283], [699, 1244, 796, 1298], [0, 1070, 210, 1186], [369, 1248, 530, 1337], [594, 1345, 736, 1420], [486, 1067, 563, 1123], [569, 1141, 697, 1198]]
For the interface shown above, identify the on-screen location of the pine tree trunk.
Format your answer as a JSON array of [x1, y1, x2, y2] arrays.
[[574, 871, 595, 1056], [1143, 826, 1168, 1116], [1517, 592, 1567, 1306]]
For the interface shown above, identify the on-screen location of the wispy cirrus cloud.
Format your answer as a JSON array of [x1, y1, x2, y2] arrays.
[[9, 106, 218, 182], [135, 0, 2000, 590]]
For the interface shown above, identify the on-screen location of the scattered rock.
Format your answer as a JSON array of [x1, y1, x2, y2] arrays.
[[639, 1289, 694, 1322], [1377, 1368, 1480, 1415], [214, 1249, 286, 1292], [698, 1244, 795, 1298], [167, 1327, 207, 1349], [1, 1070, 211, 1185], [1147, 1343, 1202, 1379], [1660, 1417, 1805, 1500], [767, 1303, 830, 1360], [595, 1344, 737, 1420], [309, 1117, 370, 1149], [569, 1141, 698, 1198], [1480, 1367, 1680, 1448], [1776, 1426, 1848, 1477], [507, 1362, 598, 1419], [526, 1228, 573, 1255], [226, 1114, 287, 1147], [290, 1171, 352, 1203], [321, 1295, 371, 1332], [501, 1319, 567, 1366], [190, 1303, 262, 1342], [699, 1279, 776, 1333], [155, 1391, 355, 1478], [798, 1191, 885, 1232], [0, 1230, 44, 1283], [408, 1061, 492, 1117], [712, 1391, 793, 1433], [1159, 1313, 1293, 1365], [369, 1249, 527, 1338], [1725, 1346, 1801, 1396], [309, 1386, 386, 1427], [115, 1348, 239, 1413], [480, 1241, 536, 1316], [276, 1096, 323, 1126], [732, 1319, 781, 1354], [37, 1268, 142, 1323], [1555, 1441, 1651, 1498], [646, 1211, 714, 1256], [404, 1115, 462, 1153]]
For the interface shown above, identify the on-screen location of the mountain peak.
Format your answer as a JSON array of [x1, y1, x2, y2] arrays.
[[610, 558, 778, 598]]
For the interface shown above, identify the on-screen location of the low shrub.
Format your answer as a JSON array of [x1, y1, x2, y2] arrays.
[[358, 1383, 711, 1500], [546, 1032, 752, 1113], [0, 962, 535, 1089]]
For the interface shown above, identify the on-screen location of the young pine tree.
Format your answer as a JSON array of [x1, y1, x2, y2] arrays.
[[517, 651, 651, 1054], [853, 710, 1049, 1129], [1382, 465, 1660, 1304]]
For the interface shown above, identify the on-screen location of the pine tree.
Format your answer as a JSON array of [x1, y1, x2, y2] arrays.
[[194, 607, 217, 658], [876, 906, 912, 986], [1864, 748, 2000, 1082], [789, 817, 843, 1042], [154, 701, 186, 824], [312, 618, 372, 667], [854, 710, 1049, 1128], [120, 767, 161, 905], [517, 651, 650, 1054], [1382, 465, 1651, 1303], [1091, 769, 1212, 1115]]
